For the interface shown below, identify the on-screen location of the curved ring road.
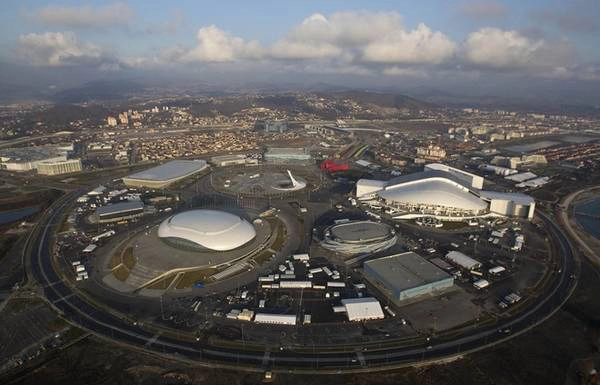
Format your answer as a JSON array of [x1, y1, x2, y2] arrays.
[[28, 191, 579, 373]]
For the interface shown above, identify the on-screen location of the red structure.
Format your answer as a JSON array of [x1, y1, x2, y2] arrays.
[[320, 159, 349, 172]]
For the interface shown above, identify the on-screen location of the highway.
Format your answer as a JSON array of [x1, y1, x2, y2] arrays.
[[28, 193, 579, 373]]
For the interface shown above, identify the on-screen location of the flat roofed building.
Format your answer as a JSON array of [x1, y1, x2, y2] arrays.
[[37, 159, 82, 175], [364, 252, 454, 301], [210, 154, 257, 167], [264, 147, 311, 163], [341, 297, 385, 321], [254, 313, 296, 325], [478, 191, 535, 219], [95, 201, 144, 223], [445, 251, 482, 270], [122, 160, 208, 188]]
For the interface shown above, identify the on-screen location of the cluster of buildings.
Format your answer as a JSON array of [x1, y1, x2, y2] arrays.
[[356, 163, 535, 220], [134, 132, 259, 161], [255, 253, 386, 324], [0, 144, 82, 175], [416, 144, 446, 162]]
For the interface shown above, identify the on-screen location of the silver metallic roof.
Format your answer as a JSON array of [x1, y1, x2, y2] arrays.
[[157, 209, 256, 251], [379, 177, 488, 211], [124, 160, 207, 182]]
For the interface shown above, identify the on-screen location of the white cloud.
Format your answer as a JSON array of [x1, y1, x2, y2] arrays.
[[153, 11, 455, 71], [32, 2, 134, 29], [180, 25, 263, 62], [362, 23, 456, 64], [463, 27, 576, 70], [270, 11, 455, 64], [17, 32, 112, 67]]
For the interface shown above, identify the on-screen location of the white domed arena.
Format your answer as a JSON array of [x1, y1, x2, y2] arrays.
[[158, 209, 257, 251]]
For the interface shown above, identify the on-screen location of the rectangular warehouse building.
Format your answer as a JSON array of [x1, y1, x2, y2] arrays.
[[122, 160, 208, 188], [364, 252, 454, 301], [254, 313, 296, 325], [264, 147, 311, 163], [95, 201, 144, 223], [341, 297, 385, 321], [445, 251, 482, 270], [210, 154, 257, 167]]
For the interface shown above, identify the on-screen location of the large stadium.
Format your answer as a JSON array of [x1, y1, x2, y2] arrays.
[[356, 163, 535, 220], [122, 160, 208, 188], [158, 209, 256, 251], [321, 220, 397, 255], [102, 208, 279, 293]]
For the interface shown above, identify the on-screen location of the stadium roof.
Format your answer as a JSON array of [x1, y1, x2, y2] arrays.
[[124, 160, 207, 182], [157, 209, 256, 251], [330, 221, 393, 243], [379, 177, 488, 211], [478, 191, 535, 205]]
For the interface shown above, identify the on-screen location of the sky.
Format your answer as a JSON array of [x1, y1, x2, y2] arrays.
[[1, 0, 600, 103]]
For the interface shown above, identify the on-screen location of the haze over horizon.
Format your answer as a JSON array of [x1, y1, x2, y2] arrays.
[[1, 0, 600, 105]]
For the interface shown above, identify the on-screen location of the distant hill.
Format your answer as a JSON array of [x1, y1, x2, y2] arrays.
[[319, 90, 434, 110], [51, 80, 145, 103], [28, 104, 110, 126]]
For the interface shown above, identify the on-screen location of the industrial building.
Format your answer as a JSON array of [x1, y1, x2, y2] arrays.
[[0, 144, 73, 172], [264, 148, 311, 163], [37, 159, 82, 175], [445, 251, 482, 270], [364, 252, 454, 301], [158, 209, 256, 252], [255, 119, 288, 133], [210, 154, 258, 167], [356, 163, 535, 220], [341, 298, 385, 321], [122, 160, 208, 188], [321, 220, 397, 255], [254, 313, 296, 325], [95, 201, 145, 223]]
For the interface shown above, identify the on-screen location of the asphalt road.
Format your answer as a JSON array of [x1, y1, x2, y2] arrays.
[[28, 193, 579, 373]]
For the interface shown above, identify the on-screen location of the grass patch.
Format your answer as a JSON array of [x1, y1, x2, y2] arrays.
[[146, 274, 176, 290], [58, 215, 71, 233], [270, 222, 286, 251], [175, 268, 217, 289], [112, 264, 130, 281], [122, 247, 136, 269], [252, 250, 274, 266], [110, 246, 136, 270]]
